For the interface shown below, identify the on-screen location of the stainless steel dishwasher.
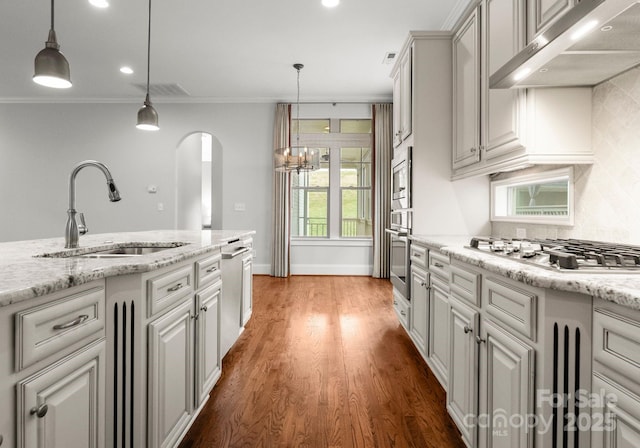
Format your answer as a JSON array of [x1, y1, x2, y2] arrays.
[[220, 239, 251, 358]]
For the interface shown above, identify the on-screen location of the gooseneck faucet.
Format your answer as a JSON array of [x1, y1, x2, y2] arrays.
[[65, 160, 121, 248]]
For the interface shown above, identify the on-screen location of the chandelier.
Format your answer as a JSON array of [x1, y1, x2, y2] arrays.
[[274, 63, 320, 174]]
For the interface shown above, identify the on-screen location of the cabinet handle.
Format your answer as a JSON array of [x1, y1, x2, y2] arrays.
[[0, 434, 3, 445], [200, 305, 208, 312], [191, 313, 197, 320], [167, 283, 184, 292], [53, 314, 88, 330], [30, 404, 48, 418], [400, 310, 406, 316], [476, 336, 486, 344], [434, 262, 444, 268], [206, 267, 218, 273], [464, 325, 472, 334], [470, 147, 477, 153], [393, 300, 398, 305]]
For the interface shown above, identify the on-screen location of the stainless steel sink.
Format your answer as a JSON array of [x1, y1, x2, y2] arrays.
[[37, 243, 188, 259]]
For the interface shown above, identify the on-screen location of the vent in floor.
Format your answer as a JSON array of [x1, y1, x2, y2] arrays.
[[132, 82, 190, 97]]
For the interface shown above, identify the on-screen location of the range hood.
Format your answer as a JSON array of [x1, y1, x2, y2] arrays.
[[490, 0, 640, 88]]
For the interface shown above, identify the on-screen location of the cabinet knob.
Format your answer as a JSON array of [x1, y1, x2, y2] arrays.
[[476, 336, 486, 344], [400, 310, 406, 316], [470, 147, 477, 153], [463, 325, 472, 334], [200, 305, 208, 312], [30, 403, 48, 418]]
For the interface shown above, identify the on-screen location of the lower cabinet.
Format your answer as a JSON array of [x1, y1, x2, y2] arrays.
[[148, 300, 195, 448], [16, 340, 105, 448], [478, 319, 534, 448], [427, 276, 449, 387], [410, 264, 429, 354], [592, 374, 640, 448], [448, 296, 480, 448], [195, 281, 222, 406]]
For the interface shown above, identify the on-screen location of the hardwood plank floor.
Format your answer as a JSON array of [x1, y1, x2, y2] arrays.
[[179, 276, 465, 448]]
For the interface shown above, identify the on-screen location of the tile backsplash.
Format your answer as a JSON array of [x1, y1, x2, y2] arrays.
[[492, 66, 640, 244]]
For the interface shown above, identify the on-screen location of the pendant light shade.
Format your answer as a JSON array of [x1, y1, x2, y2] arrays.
[[136, 94, 159, 131], [274, 64, 320, 174], [33, 0, 72, 89], [137, 0, 159, 130]]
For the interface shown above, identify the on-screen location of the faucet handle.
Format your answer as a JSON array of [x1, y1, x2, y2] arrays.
[[77, 213, 88, 235]]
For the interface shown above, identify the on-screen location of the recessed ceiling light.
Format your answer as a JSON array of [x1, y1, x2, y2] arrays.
[[89, 0, 109, 8], [322, 0, 339, 7], [120, 66, 134, 75]]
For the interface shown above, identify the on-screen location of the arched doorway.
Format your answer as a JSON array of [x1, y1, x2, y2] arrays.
[[176, 132, 223, 230]]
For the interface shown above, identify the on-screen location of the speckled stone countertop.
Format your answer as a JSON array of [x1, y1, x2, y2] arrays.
[[411, 234, 640, 311], [0, 230, 255, 308]]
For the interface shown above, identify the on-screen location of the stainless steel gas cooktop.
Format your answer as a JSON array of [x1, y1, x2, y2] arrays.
[[468, 237, 640, 272]]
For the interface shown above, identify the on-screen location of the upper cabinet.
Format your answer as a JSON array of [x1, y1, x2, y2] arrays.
[[453, 8, 481, 170], [527, 0, 578, 42], [452, 0, 594, 180], [392, 47, 413, 148]]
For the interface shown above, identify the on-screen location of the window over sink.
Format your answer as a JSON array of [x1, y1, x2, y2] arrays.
[[491, 167, 574, 226]]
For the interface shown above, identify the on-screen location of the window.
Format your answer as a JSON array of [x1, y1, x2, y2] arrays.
[[340, 147, 372, 237], [491, 167, 574, 225], [291, 148, 330, 237], [291, 118, 372, 239]]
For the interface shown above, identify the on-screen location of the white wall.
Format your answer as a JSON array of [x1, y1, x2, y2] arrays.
[[492, 66, 640, 244], [0, 102, 274, 273]]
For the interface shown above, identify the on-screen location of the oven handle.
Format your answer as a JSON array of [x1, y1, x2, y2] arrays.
[[385, 228, 408, 238]]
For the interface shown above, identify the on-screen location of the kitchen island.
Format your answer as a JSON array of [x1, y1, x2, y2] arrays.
[[406, 234, 640, 448], [0, 229, 254, 448]]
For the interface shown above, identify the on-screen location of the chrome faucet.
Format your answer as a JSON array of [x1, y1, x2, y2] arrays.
[[65, 160, 121, 248]]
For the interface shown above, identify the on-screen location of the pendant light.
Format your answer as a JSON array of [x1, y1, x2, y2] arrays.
[[136, 0, 159, 131], [274, 64, 320, 174], [33, 0, 72, 89]]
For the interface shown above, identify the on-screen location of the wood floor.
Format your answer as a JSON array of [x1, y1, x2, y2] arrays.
[[179, 275, 465, 448]]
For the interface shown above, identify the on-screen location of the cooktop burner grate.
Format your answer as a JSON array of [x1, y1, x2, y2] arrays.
[[469, 237, 640, 271]]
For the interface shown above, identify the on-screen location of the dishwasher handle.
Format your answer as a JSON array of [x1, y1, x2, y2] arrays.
[[222, 247, 251, 259]]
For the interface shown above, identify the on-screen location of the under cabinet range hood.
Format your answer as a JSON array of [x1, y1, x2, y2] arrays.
[[490, 0, 640, 88]]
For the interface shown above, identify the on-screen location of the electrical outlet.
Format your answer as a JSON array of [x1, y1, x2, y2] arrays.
[[516, 228, 527, 239]]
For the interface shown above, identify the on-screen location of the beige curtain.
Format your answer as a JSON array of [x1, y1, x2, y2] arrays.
[[271, 104, 291, 277], [372, 103, 393, 278]]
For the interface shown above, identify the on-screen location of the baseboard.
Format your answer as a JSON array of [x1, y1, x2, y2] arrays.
[[290, 264, 373, 276], [252, 264, 270, 275]]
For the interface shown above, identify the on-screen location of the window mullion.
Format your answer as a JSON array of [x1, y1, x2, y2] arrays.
[[329, 144, 340, 239]]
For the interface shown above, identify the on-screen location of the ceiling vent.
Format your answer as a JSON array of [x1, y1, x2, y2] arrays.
[[132, 82, 190, 97], [383, 52, 397, 64]]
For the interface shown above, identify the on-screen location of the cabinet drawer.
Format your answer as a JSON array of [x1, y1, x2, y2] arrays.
[[195, 252, 221, 290], [450, 264, 481, 307], [428, 251, 450, 280], [410, 244, 427, 268], [484, 277, 537, 341], [15, 284, 105, 371], [594, 309, 640, 380], [393, 290, 410, 331], [147, 265, 193, 317]]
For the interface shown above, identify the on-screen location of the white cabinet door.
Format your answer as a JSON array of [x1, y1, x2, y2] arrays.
[[448, 296, 479, 448], [241, 254, 253, 327], [410, 264, 429, 355], [478, 319, 534, 448], [195, 281, 222, 407], [400, 50, 412, 142], [453, 7, 481, 170], [482, 0, 526, 161], [428, 278, 449, 388], [148, 300, 194, 448], [592, 374, 640, 448], [17, 341, 105, 448], [392, 69, 402, 148], [527, 0, 575, 42]]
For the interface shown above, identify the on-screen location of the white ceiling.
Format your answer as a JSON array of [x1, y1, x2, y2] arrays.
[[0, 0, 469, 103]]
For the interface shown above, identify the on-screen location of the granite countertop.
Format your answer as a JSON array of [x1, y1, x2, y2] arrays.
[[410, 234, 640, 311], [0, 229, 255, 308]]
